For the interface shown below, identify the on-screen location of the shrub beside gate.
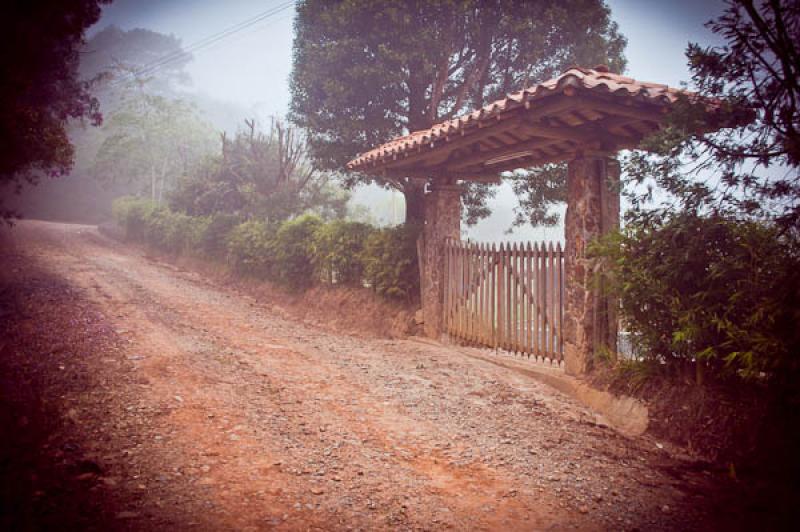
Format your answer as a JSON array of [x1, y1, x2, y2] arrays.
[[112, 196, 420, 302]]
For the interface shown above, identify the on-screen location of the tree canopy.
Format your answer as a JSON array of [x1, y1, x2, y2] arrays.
[[624, 0, 800, 229], [1, 0, 109, 217], [290, 0, 626, 224], [91, 92, 215, 203], [81, 25, 192, 90], [169, 118, 349, 222]]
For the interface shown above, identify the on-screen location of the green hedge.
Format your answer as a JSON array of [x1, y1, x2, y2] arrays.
[[363, 223, 421, 301], [593, 212, 800, 384], [226, 219, 277, 277], [111, 196, 420, 301], [272, 215, 323, 289], [312, 220, 373, 285]]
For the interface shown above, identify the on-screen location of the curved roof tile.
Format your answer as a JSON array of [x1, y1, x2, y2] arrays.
[[347, 66, 689, 170]]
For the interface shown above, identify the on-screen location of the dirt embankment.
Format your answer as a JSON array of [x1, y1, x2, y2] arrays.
[[1, 220, 795, 531]]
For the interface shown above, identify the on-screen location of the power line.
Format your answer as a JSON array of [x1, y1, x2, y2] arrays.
[[135, 1, 294, 78], [113, 1, 295, 85]]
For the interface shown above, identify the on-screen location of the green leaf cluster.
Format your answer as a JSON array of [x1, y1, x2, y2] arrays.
[[362, 223, 421, 301], [168, 118, 349, 223], [92, 92, 215, 203], [312, 220, 374, 285], [112, 196, 205, 254], [226, 219, 279, 277], [592, 212, 800, 384], [623, 1, 800, 229]]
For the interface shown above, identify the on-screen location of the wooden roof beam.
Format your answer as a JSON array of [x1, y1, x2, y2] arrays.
[[518, 119, 636, 149], [569, 94, 668, 123], [444, 137, 572, 172]]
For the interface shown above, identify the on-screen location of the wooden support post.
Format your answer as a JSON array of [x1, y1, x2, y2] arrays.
[[563, 153, 620, 376], [421, 180, 461, 338]]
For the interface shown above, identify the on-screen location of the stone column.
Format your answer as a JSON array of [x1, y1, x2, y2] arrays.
[[421, 180, 461, 338], [563, 154, 620, 376]]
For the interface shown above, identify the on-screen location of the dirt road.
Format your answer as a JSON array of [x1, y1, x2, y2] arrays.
[[0, 221, 730, 530]]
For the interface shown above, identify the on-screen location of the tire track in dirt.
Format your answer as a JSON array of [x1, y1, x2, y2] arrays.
[[9, 221, 721, 531], [31, 222, 577, 530]]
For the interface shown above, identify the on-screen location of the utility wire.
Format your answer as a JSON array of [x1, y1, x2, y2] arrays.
[[134, 1, 294, 77], [134, 1, 294, 78], [113, 0, 295, 85]]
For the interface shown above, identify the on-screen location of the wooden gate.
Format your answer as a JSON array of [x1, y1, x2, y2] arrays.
[[444, 239, 564, 363]]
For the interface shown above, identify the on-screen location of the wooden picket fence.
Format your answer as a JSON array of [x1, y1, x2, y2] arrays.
[[444, 239, 564, 363]]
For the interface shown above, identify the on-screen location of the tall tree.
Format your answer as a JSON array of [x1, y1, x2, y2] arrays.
[[290, 0, 626, 224], [91, 92, 215, 203], [81, 25, 192, 93], [624, 0, 800, 229], [1, 0, 110, 217], [170, 118, 349, 222]]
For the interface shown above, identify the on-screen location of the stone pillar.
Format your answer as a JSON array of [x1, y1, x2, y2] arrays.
[[563, 154, 620, 376], [421, 180, 461, 338]]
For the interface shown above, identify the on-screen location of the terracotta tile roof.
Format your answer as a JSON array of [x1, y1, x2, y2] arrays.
[[347, 66, 690, 171]]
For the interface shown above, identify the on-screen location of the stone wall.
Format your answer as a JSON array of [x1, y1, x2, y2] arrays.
[[421, 182, 461, 338], [563, 155, 620, 376]]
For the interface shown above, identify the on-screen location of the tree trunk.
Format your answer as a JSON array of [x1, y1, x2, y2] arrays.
[[403, 180, 426, 225], [150, 166, 156, 202]]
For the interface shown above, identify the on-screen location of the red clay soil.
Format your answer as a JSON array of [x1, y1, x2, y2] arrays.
[[0, 220, 789, 531]]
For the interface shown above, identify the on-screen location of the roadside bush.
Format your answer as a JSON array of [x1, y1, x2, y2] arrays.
[[593, 212, 800, 384], [312, 220, 374, 285], [112, 196, 157, 241], [113, 197, 423, 306], [198, 213, 242, 259], [272, 214, 323, 289], [225, 219, 277, 277], [362, 223, 421, 302]]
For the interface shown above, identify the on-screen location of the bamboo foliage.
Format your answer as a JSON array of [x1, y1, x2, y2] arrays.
[[444, 239, 565, 363]]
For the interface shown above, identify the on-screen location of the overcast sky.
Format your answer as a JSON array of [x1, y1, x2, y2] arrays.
[[90, 0, 728, 241]]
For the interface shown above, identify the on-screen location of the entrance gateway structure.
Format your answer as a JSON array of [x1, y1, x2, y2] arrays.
[[347, 66, 700, 377]]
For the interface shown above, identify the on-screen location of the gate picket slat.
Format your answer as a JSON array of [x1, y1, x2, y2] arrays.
[[449, 240, 456, 334], [531, 242, 542, 359], [510, 244, 515, 352], [508, 243, 515, 353], [555, 242, 561, 360], [455, 242, 460, 338], [544, 242, 555, 362], [530, 243, 536, 359], [460, 241, 469, 339], [526, 243, 532, 357], [504, 243, 511, 351], [490, 243, 496, 348], [485, 244, 490, 347], [557, 242, 564, 361], [444, 240, 450, 333], [497, 244, 508, 349], [451, 241, 456, 334], [558, 243, 564, 360], [477, 243, 483, 344], [475, 243, 481, 344], [519, 243, 525, 355], [524, 244, 530, 355], [466, 242, 473, 343], [543, 242, 549, 359], [519, 244, 524, 354], [520, 243, 526, 354], [541, 243, 548, 360], [471, 242, 478, 344]]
